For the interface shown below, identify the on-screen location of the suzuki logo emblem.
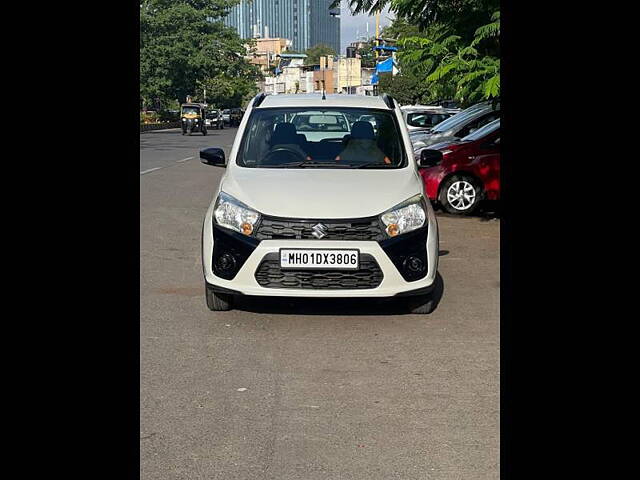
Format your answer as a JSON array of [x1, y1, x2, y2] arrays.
[[312, 223, 328, 239]]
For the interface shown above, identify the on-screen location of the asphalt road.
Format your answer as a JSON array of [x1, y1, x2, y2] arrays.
[[140, 128, 500, 479]]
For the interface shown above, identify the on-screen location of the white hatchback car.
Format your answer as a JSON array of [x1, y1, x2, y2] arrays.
[[201, 93, 440, 313]]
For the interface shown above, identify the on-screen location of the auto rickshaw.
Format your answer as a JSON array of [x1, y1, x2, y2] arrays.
[[180, 103, 207, 136]]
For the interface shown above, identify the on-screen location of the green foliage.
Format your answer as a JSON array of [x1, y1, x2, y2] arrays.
[[356, 38, 378, 68], [304, 44, 337, 65], [140, 0, 263, 108], [192, 75, 259, 109], [375, 5, 499, 107], [333, 0, 498, 44]]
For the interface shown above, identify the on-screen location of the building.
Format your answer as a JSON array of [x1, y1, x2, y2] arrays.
[[224, 0, 340, 54], [336, 57, 362, 94], [247, 37, 292, 74]]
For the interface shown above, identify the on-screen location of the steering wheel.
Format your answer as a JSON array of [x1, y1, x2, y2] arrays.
[[262, 146, 307, 165]]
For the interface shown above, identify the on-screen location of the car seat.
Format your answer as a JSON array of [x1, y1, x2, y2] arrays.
[[336, 121, 391, 164]]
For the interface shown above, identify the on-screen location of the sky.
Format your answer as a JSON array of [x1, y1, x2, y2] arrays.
[[339, 1, 394, 54]]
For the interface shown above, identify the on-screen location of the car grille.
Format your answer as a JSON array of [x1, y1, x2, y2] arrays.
[[255, 253, 384, 290], [255, 216, 385, 241]]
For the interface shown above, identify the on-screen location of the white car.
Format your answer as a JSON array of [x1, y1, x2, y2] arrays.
[[200, 93, 440, 313], [400, 105, 460, 132]]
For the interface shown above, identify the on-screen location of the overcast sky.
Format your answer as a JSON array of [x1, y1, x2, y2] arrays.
[[339, 1, 394, 54]]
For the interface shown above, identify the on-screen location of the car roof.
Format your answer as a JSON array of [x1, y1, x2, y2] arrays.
[[257, 94, 390, 110]]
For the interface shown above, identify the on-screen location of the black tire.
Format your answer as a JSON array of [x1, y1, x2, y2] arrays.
[[219, 122, 223, 130], [205, 285, 233, 311], [439, 174, 483, 215], [181, 130, 186, 135], [202, 127, 207, 136], [407, 295, 436, 314]]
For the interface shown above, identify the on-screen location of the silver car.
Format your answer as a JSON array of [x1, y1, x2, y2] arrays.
[[409, 101, 500, 160]]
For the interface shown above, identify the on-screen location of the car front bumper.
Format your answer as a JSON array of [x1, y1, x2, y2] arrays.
[[202, 206, 439, 298]]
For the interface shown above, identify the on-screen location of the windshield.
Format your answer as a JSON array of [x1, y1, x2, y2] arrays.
[[238, 107, 407, 169], [431, 102, 496, 133], [462, 118, 500, 141], [206, 111, 219, 118], [182, 106, 200, 116]]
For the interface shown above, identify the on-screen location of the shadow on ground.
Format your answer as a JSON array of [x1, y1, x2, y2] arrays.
[[434, 200, 500, 221], [231, 273, 445, 316]]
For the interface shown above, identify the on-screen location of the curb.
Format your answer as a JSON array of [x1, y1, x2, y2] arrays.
[[140, 122, 180, 132]]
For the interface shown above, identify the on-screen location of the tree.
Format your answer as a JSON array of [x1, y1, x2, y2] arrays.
[[140, 0, 262, 108], [332, 0, 498, 43], [304, 44, 337, 65], [402, 10, 500, 105]]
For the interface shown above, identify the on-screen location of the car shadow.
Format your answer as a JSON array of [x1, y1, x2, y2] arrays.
[[232, 272, 445, 316], [435, 200, 500, 221]]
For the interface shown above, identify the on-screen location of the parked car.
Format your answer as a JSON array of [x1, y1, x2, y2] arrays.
[[205, 109, 224, 130], [222, 109, 231, 125], [400, 105, 460, 132], [200, 93, 440, 314], [419, 118, 500, 215], [410, 100, 500, 151], [229, 108, 244, 127]]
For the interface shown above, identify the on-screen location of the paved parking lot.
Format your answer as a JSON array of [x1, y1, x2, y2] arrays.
[[140, 128, 500, 479]]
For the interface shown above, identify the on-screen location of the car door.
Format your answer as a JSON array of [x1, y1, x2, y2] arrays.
[[470, 132, 501, 200]]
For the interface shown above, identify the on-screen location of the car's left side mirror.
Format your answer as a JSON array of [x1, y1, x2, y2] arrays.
[[200, 147, 226, 167], [419, 149, 443, 167]]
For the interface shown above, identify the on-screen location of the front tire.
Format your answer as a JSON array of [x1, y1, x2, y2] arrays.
[[439, 174, 482, 215], [205, 285, 233, 311], [202, 126, 207, 136]]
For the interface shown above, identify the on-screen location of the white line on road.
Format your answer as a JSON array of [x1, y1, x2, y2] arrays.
[[140, 167, 162, 175], [176, 156, 194, 163]]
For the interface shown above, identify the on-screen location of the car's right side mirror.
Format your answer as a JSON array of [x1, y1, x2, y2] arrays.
[[419, 149, 443, 167], [200, 147, 226, 167]]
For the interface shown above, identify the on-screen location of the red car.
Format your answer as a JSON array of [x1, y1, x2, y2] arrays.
[[419, 118, 500, 215]]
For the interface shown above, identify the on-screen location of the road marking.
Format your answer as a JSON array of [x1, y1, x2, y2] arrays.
[[140, 167, 162, 175], [176, 156, 194, 163]]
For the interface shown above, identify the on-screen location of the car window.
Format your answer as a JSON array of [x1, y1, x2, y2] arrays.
[[431, 102, 498, 133], [457, 112, 501, 138], [406, 112, 449, 128], [182, 106, 200, 115], [292, 113, 350, 132], [461, 118, 500, 141], [238, 107, 407, 169]]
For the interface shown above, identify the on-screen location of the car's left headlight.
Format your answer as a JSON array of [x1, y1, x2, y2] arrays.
[[214, 192, 261, 236], [380, 194, 426, 237]]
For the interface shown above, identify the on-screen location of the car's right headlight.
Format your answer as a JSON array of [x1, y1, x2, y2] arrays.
[[380, 194, 426, 238], [214, 192, 261, 236]]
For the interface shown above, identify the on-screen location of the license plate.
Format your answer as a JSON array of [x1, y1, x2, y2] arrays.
[[280, 249, 359, 270]]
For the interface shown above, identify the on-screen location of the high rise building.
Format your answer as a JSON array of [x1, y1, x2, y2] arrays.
[[224, 0, 340, 54]]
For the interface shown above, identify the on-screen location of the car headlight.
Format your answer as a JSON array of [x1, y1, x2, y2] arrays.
[[214, 192, 261, 236], [380, 194, 426, 237], [182, 118, 186, 122]]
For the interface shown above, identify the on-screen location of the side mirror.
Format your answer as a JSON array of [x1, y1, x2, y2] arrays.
[[200, 147, 226, 167], [419, 149, 443, 167]]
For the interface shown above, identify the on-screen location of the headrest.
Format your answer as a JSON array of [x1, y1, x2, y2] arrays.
[[350, 121, 375, 140], [271, 123, 298, 145]]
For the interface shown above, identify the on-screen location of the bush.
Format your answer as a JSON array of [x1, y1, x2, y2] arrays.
[[140, 111, 160, 124]]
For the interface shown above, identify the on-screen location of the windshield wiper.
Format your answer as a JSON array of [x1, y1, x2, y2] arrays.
[[351, 162, 397, 169], [262, 160, 351, 168]]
